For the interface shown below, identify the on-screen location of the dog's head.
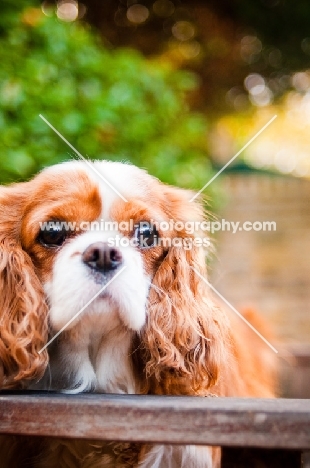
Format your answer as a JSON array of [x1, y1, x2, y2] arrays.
[[0, 161, 228, 393]]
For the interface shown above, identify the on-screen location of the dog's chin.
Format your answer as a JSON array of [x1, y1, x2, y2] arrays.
[[49, 301, 114, 333], [49, 291, 146, 334], [95, 292, 147, 332]]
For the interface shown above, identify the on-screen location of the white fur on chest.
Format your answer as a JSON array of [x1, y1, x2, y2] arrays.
[[139, 445, 214, 468]]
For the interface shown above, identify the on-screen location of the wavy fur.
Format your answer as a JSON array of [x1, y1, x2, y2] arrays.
[[0, 185, 48, 388], [0, 162, 276, 467]]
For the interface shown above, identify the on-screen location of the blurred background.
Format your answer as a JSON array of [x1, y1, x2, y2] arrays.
[[0, 0, 309, 395]]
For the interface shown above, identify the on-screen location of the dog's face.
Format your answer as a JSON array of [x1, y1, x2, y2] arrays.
[[21, 161, 166, 334], [0, 160, 225, 393]]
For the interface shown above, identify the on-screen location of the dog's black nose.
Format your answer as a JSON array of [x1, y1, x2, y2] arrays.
[[82, 242, 123, 272]]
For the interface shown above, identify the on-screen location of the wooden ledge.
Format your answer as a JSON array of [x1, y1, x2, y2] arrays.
[[0, 393, 309, 449]]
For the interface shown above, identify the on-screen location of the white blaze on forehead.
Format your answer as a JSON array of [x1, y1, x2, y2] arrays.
[[42, 159, 153, 216], [90, 160, 150, 217]]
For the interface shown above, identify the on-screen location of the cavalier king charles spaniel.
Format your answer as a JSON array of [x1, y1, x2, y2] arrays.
[[0, 160, 276, 467]]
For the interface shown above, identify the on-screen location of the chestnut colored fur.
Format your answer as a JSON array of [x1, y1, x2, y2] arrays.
[[0, 183, 48, 388], [0, 161, 277, 467]]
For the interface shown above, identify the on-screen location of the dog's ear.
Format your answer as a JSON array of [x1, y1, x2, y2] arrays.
[[0, 183, 48, 388], [140, 186, 229, 395]]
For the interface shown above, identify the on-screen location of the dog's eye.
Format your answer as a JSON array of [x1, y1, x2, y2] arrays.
[[38, 223, 67, 247], [135, 223, 158, 248]]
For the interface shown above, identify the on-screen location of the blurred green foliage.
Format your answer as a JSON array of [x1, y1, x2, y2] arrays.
[[0, 5, 215, 203]]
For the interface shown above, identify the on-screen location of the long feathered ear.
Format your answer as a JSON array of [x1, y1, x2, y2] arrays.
[[140, 186, 229, 395], [0, 184, 48, 388]]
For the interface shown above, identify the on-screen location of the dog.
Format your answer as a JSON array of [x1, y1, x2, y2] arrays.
[[0, 160, 277, 467]]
